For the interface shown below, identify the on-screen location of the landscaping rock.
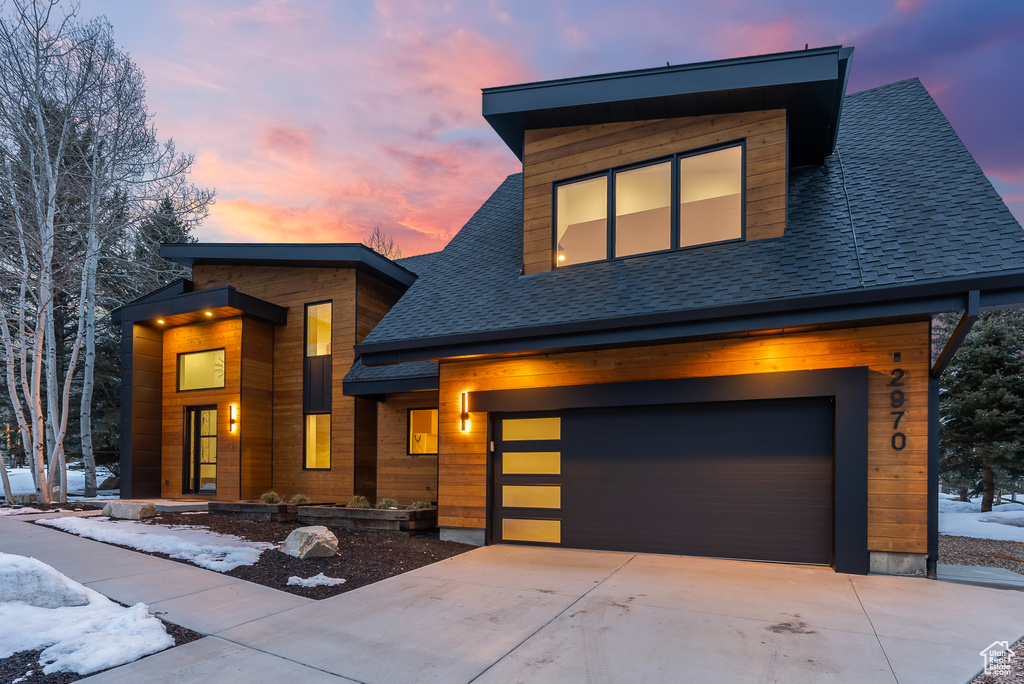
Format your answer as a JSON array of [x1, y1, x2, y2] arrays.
[[98, 476, 120, 490], [278, 526, 338, 559], [102, 501, 156, 520]]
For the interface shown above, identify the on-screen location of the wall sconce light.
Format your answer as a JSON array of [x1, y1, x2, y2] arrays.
[[229, 404, 238, 433], [460, 392, 470, 432]]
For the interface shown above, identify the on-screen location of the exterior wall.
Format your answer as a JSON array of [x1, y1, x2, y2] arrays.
[[437, 322, 930, 554], [522, 110, 788, 274], [356, 272, 405, 344], [161, 319, 242, 500], [126, 323, 163, 498], [239, 319, 274, 499], [195, 265, 357, 501], [377, 391, 440, 505]]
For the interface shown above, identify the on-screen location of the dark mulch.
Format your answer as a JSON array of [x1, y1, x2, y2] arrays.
[[137, 511, 475, 599], [0, 620, 201, 684]]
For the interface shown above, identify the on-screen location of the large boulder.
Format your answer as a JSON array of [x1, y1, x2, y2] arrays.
[[102, 501, 156, 520], [97, 476, 120, 490], [278, 526, 338, 559]]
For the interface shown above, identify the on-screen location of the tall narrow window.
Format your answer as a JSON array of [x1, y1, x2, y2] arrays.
[[615, 161, 671, 257], [556, 175, 607, 266], [408, 408, 438, 455], [306, 302, 332, 357], [305, 414, 330, 469], [679, 145, 742, 247]]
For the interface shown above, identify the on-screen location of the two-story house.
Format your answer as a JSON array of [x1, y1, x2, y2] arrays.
[[114, 46, 1024, 576]]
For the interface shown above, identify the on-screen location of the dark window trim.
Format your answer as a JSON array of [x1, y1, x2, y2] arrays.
[[302, 412, 332, 471], [551, 139, 746, 269], [182, 404, 218, 495], [176, 348, 226, 393], [304, 300, 334, 359], [406, 407, 439, 456]]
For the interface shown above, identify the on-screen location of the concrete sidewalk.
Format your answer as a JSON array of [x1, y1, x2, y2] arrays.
[[2, 513, 1022, 683]]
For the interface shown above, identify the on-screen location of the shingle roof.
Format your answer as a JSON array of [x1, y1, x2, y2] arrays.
[[343, 358, 437, 384], [359, 78, 1024, 352]]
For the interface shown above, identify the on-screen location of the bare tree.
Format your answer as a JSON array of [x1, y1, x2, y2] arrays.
[[364, 225, 403, 260]]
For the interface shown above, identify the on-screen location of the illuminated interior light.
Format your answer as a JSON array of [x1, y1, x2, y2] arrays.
[[460, 392, 470, 432]]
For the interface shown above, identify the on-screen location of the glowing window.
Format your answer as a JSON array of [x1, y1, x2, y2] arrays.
[[502, 518, 561, 544], [503, 485, 561, 509], [680, 145, 742, 247], [502, 452, 561, 475], [615, 161, 671, 257], [304, 414, 330, 469], [178, 349, 225, 391], [556, 176, 607, 266], [306, 302, 332, 357], [408, 408, 438, 455], [502, 417, 561, 441]]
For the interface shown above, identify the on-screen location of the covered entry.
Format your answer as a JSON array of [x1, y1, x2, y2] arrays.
[[493, 398, 834, 565], [472, 368, 870, 574]]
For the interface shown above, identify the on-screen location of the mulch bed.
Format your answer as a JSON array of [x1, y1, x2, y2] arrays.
[[940, 534, 1024, 576]]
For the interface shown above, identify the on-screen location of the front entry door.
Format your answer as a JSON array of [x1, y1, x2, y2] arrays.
[[184, 406, 217, 494]]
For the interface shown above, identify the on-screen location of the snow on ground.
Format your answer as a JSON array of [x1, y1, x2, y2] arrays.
[[0, 507, 45, 516], [0, 552, 173, 675], [2, 466, 119, 501], [939, 493, 1024, 542], [38, 517, 276, 572], [287, 573, 346, 587]]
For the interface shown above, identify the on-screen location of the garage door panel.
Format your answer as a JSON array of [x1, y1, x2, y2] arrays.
[[495, 397, 834, 565]]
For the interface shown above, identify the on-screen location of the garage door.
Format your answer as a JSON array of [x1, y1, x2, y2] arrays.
[[493, 397, 834, 565]]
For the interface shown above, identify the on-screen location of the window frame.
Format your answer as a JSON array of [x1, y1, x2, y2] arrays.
[[302, 412, 332, 471], [551, 140, 746, 269], [176, 348, 226, 392], [406, 407, 439, 456], [304, 300, 333, 359]]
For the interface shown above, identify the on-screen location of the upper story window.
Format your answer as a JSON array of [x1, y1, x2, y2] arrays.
[[177, 349, 225, 391], [305, 302, 332, 356], [554, 143, 743, 267]]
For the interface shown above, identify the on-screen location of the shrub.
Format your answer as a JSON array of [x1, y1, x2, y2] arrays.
[[347, 495, 370, 508], [376, 497, 399, 509], [289, 493, 311, 505], [411, 499, 433, 509], [259, 491, 282, 504]]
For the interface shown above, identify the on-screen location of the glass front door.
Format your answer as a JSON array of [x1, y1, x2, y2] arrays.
[[184, 406, 217, 494]]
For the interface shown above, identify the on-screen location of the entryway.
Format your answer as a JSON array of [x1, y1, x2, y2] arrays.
[[183, 406, 217, 494]]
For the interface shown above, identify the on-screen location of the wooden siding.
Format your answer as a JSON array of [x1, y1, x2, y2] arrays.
[[130, 324, 163, 496], [354, 396, 377, 501], [437, 322, 930, 554], [191, 265, 358, 501], [239, 319, 274, 499], [377, 391, 439, 505], [161, 319, 242, 500], [356, 271, 405, 345], [522, 110, 788, 274]]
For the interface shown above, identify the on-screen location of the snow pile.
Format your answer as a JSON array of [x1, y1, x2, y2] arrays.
[[939, 493, 1024, 542], [287, 573, 346, 587], [38, 516, 275, 572], [0, 507, 44, 516], [0, 552, 173, 675], [1, 466, 119, 500]]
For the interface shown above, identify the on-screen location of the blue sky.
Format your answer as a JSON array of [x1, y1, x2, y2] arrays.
[[76, 0, 1024, 255]]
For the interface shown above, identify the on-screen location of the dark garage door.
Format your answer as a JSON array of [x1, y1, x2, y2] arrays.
[[493, 397, 834, 565]]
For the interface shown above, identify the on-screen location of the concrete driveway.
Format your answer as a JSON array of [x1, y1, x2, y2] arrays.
[[3, 514, 1020, 683]]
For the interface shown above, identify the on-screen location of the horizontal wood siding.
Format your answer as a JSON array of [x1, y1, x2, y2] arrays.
[[161, 319, 242, 500], [356, 271, 405, 344], [438, 322, 929, 554], [522, 110, 787, 274], [377, 391, 439, 505], [240, 319, 274, 499], [192, 265, 359, 501]]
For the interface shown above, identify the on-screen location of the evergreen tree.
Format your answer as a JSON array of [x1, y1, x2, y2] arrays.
[[940, 310, 1024, 512]]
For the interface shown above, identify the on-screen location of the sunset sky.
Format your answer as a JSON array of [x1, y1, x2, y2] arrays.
[[77, 0, 1024, 256]]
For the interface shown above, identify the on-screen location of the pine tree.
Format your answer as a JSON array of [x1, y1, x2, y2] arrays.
[[940, 310, 1024, 512]]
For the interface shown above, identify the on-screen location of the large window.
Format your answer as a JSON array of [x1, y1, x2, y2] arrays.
[[408, 408, 438, 455], [554, 143, 743, 267], [306, 302, 332, 357], [304, 413, 330, 469], [177, 349, 225, 391]]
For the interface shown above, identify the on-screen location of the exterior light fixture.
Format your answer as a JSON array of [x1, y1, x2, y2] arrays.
[[204, 311, 213, 317], [460, 392, 470, 432], [156, 319, 165, 325], [230, 404, 238, 433]]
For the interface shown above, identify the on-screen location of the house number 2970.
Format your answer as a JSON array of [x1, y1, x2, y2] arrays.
[[889, 368, 906, 450]]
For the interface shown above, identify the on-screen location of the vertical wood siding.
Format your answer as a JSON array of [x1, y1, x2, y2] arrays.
[[437, 322, 929, 554]]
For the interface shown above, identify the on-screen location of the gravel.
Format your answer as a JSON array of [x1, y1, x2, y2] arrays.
[[940, 534, 1024, 576]]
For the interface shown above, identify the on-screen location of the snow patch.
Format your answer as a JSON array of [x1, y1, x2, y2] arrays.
[[38, 516, 275, 572], [287, 573, 346, 587], [0, 507, 44, 516], [0, 552, 173, 675]]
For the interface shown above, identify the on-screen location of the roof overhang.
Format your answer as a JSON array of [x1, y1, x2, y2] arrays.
[[160, 243, 418, 289], [483, 45, 853, 166], [112, 285, 288, 327], [354, 270, 1024, 366]]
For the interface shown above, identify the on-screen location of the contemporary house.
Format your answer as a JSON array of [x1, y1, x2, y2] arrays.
[[113, 46, 1024, 576]]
